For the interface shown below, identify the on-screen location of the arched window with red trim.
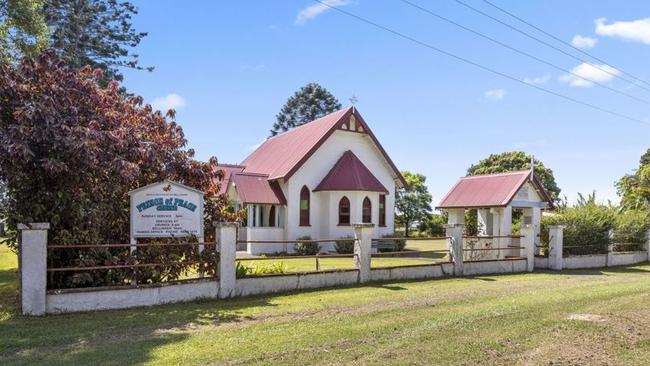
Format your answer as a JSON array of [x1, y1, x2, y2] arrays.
[[338, 196, 350, 225], [362, 197, 372, 223], [299, 186, 310, 226]]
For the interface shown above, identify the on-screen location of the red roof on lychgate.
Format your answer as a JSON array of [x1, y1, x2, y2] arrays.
[[437, 170, 554, 209], [314, 150, 388, 193]]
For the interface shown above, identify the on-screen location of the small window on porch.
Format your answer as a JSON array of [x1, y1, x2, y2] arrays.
[[338, 196, 350, 225], [379, 194, 386, 227], [269, 206, 276, 227], [362, 197, 372, 223]]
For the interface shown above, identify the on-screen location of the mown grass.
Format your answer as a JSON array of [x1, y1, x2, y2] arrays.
[[237, 239, 449, 273], [2, 243, 650, 365]]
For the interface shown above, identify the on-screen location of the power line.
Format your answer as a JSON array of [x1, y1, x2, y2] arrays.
[[480, 0, 650, 89], [454, 0, 650, 94], [311, 0, 649, 126], [397, 0, 650, 106]]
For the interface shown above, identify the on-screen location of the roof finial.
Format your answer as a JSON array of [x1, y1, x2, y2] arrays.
[[530, 154, 535, 179], [349, 94, 358, 112]]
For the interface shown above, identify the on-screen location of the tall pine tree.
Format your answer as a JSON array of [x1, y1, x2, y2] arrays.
[[271, 83, 341, 136], [43, 0, 151, 85]]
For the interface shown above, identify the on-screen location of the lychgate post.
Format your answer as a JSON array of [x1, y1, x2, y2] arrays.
[[216, 222, 238, 298], [353, 223, 374, 283], [18, 223, 50, 316], [521, 224, 535, 272]]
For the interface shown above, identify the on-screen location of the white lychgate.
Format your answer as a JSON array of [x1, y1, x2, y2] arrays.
[[128, 180, 205, 243]]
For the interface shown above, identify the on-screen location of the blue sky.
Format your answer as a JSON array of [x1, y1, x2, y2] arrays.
[[122, 0, 650, 205]]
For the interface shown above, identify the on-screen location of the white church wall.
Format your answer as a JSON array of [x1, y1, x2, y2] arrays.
[[284, 129, 398, 242]]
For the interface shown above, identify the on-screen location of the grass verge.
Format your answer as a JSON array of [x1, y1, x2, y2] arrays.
[[2, 243, 650, 365]]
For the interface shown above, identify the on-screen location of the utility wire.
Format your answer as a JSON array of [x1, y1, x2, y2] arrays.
[[312, 0, 649, 126], [454, 0, 650, 94], [481, 0, 650, 89], [398, 0, 650, 106]]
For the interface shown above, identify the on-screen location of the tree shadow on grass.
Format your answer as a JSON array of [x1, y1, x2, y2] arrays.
[[0, 278, 280, 366], [532, 264, 650, 277], [368, 283, 408, 291]]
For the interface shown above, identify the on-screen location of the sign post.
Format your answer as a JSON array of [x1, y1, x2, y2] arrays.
[[128, 180, 206, 276]]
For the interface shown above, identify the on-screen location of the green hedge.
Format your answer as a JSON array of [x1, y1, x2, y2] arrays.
[[613, 210, 650, 251], [541, 202, 649, 255], [541, 203, 614, 256]]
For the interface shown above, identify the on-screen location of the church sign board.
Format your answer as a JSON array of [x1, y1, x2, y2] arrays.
[[129, 180, 205, 240]]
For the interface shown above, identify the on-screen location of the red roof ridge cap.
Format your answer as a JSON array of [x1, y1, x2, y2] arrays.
[[461, 170, 530, 179], [234, 172, 269, 178], [216, 163, 246, 168], [264, 107, 352, 140]]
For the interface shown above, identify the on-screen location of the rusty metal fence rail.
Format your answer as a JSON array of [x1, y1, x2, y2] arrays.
[[46, 241, 218, 289]]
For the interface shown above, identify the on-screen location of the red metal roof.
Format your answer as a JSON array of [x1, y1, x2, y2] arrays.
[[314, 150, 388, 193], [231, 173, 287, 205], [215, 164, 245, 195], [437, 170, 554, 208], [240, 107, 406, 186]]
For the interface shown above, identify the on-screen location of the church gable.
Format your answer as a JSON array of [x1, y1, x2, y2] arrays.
[[339, 114, 365, 134], [240, 107, 405, 187]]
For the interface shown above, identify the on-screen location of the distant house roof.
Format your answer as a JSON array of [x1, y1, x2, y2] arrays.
[[240, 107, 406, 186], [231, 173, 287, 205], [437, 170, 554, 209], [314, 150, 388, 193], [215, 164, 245, 196]]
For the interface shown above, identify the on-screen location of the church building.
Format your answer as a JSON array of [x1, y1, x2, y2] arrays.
[[216, 107, 406, 254]]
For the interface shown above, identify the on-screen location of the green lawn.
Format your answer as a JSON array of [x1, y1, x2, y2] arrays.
[[2, 243, 650, 365], [238, 239, 450, 273]]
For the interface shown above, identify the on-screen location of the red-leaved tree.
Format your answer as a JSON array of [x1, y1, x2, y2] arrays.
[[0, 51, 240, 287]]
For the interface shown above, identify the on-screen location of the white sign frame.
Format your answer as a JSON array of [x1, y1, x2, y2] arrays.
[[128, 180, 205, 244]]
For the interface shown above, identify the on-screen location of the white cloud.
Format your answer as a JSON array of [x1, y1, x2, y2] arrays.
[[595, 17, 650, 45], [151, 93, 186, 111], [295, 0, 350, 25], [559, 63, 620, 87], [523, 75, 550, 85], [484, 88, 506, 101], [571, 35, 598, 49]]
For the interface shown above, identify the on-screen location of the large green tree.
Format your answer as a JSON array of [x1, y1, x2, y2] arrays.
[[0, 0, 48, 63], [43, 0, 151, 85], [617, 149, 650, 209], [0, 52, 239, 287], [271, 83, 341, 136], [467, 151, 561, 202], [395, 171, 433, 237]]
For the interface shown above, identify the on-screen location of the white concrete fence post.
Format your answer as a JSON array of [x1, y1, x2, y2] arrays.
[[645, 230, 650, 262], [548, 225, 565, 271], [445, 224, 464, 276], [18, 223, 50, 316], [215, 222, 239, 298], [606, 229, 615, 267], [353, 223, 374, 283], [521, 224, 535, 272]]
